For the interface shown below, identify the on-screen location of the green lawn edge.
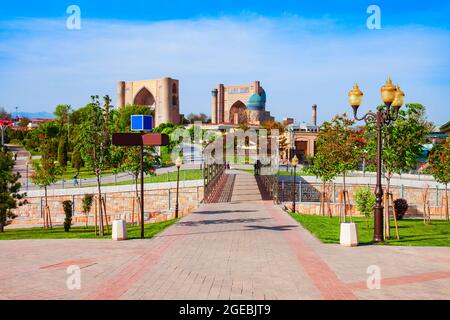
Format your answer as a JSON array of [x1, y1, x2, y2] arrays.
[[0, 219, 179, 240], [289, 213, 450, 247]]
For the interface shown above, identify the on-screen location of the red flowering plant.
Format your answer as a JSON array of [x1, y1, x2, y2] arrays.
[[308, 114, 367, 219], [428, 138, 450, 220], [319, 115, 367, 221]]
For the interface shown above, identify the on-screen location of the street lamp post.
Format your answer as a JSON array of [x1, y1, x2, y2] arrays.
[[291, 155, 299, 213], [175, 157, 183, 218], [348, 78, 405, 243]]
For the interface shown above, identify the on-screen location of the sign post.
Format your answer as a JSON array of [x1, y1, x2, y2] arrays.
[[112, 115, 169, 239]]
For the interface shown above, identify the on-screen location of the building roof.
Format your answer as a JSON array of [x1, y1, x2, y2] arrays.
[[287, 122, 320, 133], [440, 120, 450, 132]]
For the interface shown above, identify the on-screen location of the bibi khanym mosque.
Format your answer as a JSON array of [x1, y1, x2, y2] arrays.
[[117, 77, 319, 161], [117, 78, 274, 127]]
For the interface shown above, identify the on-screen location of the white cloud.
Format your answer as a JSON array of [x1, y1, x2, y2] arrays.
[[0, 16, 449, 125]]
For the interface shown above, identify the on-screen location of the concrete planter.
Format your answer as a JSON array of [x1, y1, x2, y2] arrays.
[[340, 223, 359, 247], [112, 220, 128, 241]]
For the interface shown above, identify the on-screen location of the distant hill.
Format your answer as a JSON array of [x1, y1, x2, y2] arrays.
[[16, 112, 55, 119]]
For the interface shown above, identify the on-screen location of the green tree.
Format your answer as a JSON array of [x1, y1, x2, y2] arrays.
[[71, 148, 83, 174], [354, 187, 376, 229], [54, 104, 71, 124], [116, 105, 152, 132], [307, 151, 338, 217], [366, 104, 431, 193], [428, 138, 450, 220], [0, 148, 27, 232], [77, 95, 113, 236], [313, 115, 366, 220], [31, 156, 61, 228], [62, 200, 73, 232], [57, 136, 68, 168]]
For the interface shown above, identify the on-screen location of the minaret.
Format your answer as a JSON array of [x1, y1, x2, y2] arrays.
[[211, 89, 218, 124], [312, 104, 317, 126], [117, 81, 125, 108]]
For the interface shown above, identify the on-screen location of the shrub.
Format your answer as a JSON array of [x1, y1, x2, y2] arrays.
[[82, 194, 93, 227], [62, 200, 73, 232], [354, 187, 375, 229], [394, 198, 408, 220]]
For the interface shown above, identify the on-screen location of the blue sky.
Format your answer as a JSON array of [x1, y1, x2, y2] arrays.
[[0, 0, 449, 125]]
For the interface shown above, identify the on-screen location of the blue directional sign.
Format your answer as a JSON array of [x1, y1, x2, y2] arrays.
[[131, 115, 153, 131]]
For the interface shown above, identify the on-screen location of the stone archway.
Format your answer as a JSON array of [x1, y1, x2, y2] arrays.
[[229, 101, 247, 125], [134, 87, 155, 107]]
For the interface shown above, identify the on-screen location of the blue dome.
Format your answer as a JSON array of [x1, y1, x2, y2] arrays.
[[246, 89, 266, 110]]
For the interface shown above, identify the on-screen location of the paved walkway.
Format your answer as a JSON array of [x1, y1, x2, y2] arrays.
[[1, 171, 449, 300], [7, 145, 32, 189]]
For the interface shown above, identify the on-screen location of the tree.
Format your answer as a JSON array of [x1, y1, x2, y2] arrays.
[[428, 138, 450, 220], [54, 104, 71, 124], [77, 95, 113, 236], [116, 105, 152, 132], [187, 113, 210, 124], [31, 156, 61, 228], [314, 115, 367, 220], [366, 103, 431, 236], [62, 200, 73, 232], [82, 194, 94, 227], [307, 149, 339, 217], [57, 136, 68, 168], [366, 104, 431, 193], [71, 148, 83, 174], [0, 148, 26, 232], [354, 187, 376, 229]]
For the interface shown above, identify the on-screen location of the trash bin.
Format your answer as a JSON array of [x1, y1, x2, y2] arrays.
[[112, 220, 128, 241]]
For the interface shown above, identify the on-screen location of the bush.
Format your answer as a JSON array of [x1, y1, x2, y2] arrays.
[[354, 187, 376, 219], [394, 198, 408, 220], [82, 194, 93, 227], [62, 200, 73, 232]]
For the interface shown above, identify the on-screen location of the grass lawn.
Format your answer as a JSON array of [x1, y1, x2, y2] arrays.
[[290, 213, 450, 247], [0, 219, 178, 240], [102, 169, 203, 187], [58, 166, 115, 180]]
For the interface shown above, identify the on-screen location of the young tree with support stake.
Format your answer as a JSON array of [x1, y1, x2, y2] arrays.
[[428, 138, 450, 221], [78, 95, 113, 236], [307, 150, 338, 217], [319, 115, 366, 222], [31, 157, 61, 229]]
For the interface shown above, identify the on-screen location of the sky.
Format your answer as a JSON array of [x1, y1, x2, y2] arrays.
[[0, 0, 449, 126]]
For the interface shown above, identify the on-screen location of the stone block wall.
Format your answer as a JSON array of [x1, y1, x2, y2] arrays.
[[280, 182, 448, 219], [11, 184, 204, 226]]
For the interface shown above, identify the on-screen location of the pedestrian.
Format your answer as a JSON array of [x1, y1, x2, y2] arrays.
[[13, 151, 17, 161], [73, 173, 79, 186]]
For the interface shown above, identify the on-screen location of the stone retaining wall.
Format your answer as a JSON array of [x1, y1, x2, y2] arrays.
[[280, 182, 448, 218], [11, 181, 204, 226]]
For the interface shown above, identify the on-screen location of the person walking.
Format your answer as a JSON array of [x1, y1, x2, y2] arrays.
[[73, 173, 79, 186]]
